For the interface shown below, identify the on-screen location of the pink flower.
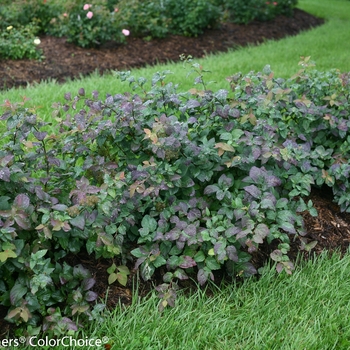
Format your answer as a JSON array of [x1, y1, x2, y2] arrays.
[[273, 1, 278, 5], [114, 8, 119, 12], [122, 29, 130, 36], [83, 4, 92, 10], [63, 13, 68, 17], [86, 11, 93, 19]]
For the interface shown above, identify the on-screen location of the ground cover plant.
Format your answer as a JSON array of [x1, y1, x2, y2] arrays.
[[1, 55, 350, 337]]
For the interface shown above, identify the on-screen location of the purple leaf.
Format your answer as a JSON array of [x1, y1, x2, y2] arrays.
[[226, 245, 238, 262], [0, 155, 14, 167], [74, 113, 86, 130], [179, 256, 197, 269], [33, 131, 47, 141], [188, 208, 201, 221], [249, 166, 264, 182], [204, 185, 219, 195], [173, 268, 188, 280], [70, 215, 85, 230], [84, 291, 98, 302], [52, 204, 68, 211], [214, 241, 226, 261], [0, 167, 11, 182], [270, 249, 282, 262], [165, 228, 181, 241], [81, 278, 96, 291], [261, 193, 276, 209], [244, 185, 261, 198], [252, 223, 270, 244], [10, 283, 27, 305], [35, 187, 50, 201], [62, 317, 78, 331], [14, 194, 30, 210], [276, 263, 284, 273], [233, 209, 245, 221], [171, 174, 182, 181], [218, 174, 232, 187], [225, 226, 241, 237], [14, 213, 31, 230], [48, 157, 61, 167], [186, 100, 201, 109], [197, 268, 208, 286], [266, 175, 282, 187], [184, 224, 197, 236], [134, 257, 147, 270], [92, 90, 99, 99], [280, 222, 297, 234]]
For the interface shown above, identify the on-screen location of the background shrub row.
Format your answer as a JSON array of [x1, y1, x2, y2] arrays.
[[0, 0, 298, 57], [0, 57, 349, 335]]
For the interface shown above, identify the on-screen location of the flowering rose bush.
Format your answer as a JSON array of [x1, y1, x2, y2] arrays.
[[0, 0, 298, 54], [48, 2, 129, 48]]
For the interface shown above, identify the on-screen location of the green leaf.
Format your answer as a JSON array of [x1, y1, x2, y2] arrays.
[[117, 265, 130, 275], [153, 255, 166, 268], [205, 256, 221, 270], [141, 215, 157, 232], [30, 274, 52, 295], [231, 129, 245, 140], [194, 250, 206, 263], [107, 263, 117, 274], [116, 272, 128, 286], [220, 132, 232, 141], [108, 273, 118, 285], [131, 247, 147, 258], [0, 249, 17, 262], [0, 196, 10, 210], [141, 260, 155, 281], [139, 227, 149, 237]]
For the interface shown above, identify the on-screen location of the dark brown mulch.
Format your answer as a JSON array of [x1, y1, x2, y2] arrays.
[[0, 8, 324, 90], [3, 7, 350, 338]]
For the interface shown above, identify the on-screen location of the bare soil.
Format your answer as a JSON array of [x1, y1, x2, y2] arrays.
[[2, 8, 350, 338]]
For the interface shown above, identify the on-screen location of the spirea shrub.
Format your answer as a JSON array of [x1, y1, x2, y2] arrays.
[[1, 57, 349, 334]]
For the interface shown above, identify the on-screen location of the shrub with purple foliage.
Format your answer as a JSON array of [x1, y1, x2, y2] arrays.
[[1, 56, 349, 332]]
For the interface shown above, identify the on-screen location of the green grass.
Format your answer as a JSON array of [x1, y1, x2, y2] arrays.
[[20, 252, 350, 350], [84, 252, 350, 350], [2, 0, 350, 348]]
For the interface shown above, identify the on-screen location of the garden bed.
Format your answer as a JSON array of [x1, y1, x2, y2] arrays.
[[0, 9, 324, 90]]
